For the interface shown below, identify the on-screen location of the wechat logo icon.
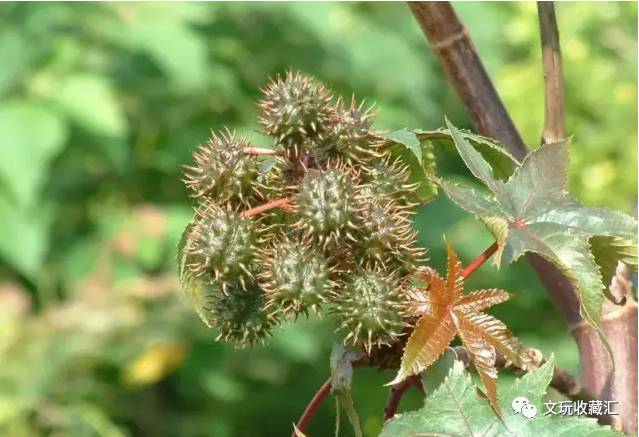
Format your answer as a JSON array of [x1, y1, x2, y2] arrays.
[[512, 396, 538, 419]]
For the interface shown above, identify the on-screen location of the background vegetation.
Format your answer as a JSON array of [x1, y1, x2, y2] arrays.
[[0, 2, 636, 436]]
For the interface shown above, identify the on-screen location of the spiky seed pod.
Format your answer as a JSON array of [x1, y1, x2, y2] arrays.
[[184, 130, 259, 205], [258, 234, 336, 317], [331, 266, 409, 353], [294, 161, 359, 247], [185, 202, 257, 289], [314, 96, 382, 164], [258, 70, 334, 154], [207, 280, 277, 347], [355, 198, 426, 272], [362, 154, 420, 205]]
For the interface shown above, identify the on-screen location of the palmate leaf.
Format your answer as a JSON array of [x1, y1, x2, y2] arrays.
[[391, 245, 527, 412], [381, 357, 623, 437], [373, 125, 519, 204], [439, 119, 638, 327]]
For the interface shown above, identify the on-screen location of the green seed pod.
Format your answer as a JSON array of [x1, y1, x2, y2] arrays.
[[258, 234, 336, 317], [362, 154, 419, 205], [294, 161, 359, 247], [355, 198, 426, 272], [314, 97, 382, 164], [331, 266, 408, 353], [258, 70, 333, 154], [184, 130, 258, 205], [185, 202, 257, 289], [208, 280, 276, 347]]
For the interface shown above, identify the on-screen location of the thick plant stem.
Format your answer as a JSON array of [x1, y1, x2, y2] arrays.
[[292, 378, 332, 437], [537, 3, 635, 432], [408, 1, 528, 161], [538, 2, 566, 145], [461, 241, 498, 279], [409, 2, 637, 432], [239, 197, 293, 218]]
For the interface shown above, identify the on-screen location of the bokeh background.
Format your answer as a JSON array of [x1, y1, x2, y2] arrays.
[[0, 2, 636, 436]]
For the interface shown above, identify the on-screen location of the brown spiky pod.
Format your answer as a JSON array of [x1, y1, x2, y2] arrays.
[[257, 233, 336, 318], [354, 197, 427, 273], [183, 130, 259, 205], [293, 160, 360, 248], [257, 70, 334, 155], [207, 279, 278, 348], [314, 96, 383, 165], [362, 153, 420, 205], [331, 265, 410, 353], [184, 201, 258, 290]]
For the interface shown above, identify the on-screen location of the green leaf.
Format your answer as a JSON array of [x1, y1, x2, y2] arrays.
[[0, 193, 50, 280], [375, 130, 438, 203], [404, 126, 520, 179], [52, 74, 127, 137], [381, 357, 623, 437], [420, 347, 457, 395], [378, 129, 422, 163], [0, 29, 32, 96], [103, 3, 212, 90], [374, 124, 520, 204], [329, 343, 364, 437], [439, 121, 638, 326], [590, 236, 638, 289], [0, 101, 68, 207]]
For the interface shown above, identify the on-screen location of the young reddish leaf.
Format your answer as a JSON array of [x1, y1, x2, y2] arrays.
[[455, 289, 512, 313], [445, 244, 464, 300], [393, 244, 528, 411], [390, 309, 456, 385], [458, 312, 526, 369], [455, 314, 498, 411], [440, 120, 638, 328]]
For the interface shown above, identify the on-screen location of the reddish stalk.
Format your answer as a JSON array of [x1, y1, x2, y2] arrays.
[[461, 241, 499, 279], [383, 375, 422, 421], [239, 197, 293, 218], [291, 378, 332, 437], [243, 147, 285, 156]]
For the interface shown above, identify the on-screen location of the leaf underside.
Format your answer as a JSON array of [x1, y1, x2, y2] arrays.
[[439, 119, 638, 328]]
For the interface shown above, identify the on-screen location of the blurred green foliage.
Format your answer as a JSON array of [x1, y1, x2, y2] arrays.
[[0, 2, 635, 436]]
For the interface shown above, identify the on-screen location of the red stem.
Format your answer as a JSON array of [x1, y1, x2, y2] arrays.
[[243, 147, 284, 156], [292, 378, 332, 437], [383, 375, 421, 421], [239, 197, 293, 218], [461, 241, 499, 279]]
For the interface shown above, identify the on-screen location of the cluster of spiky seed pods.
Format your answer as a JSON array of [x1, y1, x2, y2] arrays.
[[180, 70, 428, 352]]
